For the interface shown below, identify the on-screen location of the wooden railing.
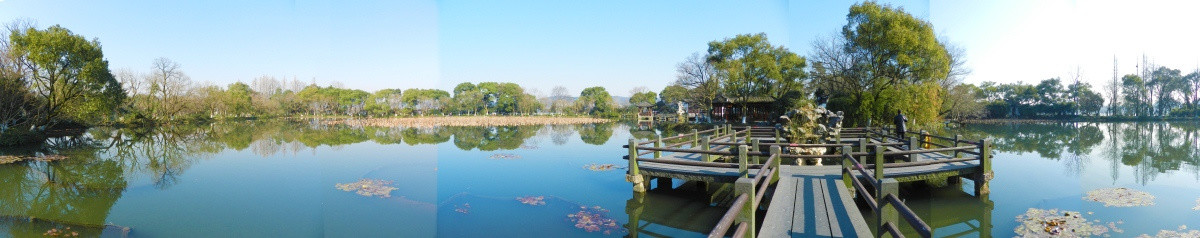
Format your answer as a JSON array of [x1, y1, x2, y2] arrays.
[[839, 136, 994, 237], [707, 145, 782, 238]]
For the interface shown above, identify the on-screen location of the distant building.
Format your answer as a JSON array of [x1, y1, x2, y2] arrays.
[[711, 95, 776, 123]]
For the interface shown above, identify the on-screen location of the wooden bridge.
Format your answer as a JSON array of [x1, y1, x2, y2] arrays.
[[623, 125, 994, 238]]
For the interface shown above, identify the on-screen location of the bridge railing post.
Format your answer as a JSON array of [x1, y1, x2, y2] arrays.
[[908, 136, 919, 161], [976, 138, 993, 196], [653, 135, 662, 158], [858, 138, 867, 165], [738, 145, 749, 178], [770, 145, 781, 183], [877, 178, 899, 238], [841, 145, 854, 192], [734, 177, 757, 238], [751, 139, 761, 164], [702, 136, 712, 162], [775, 128, 781, 143], [873, 145, 885, 181], [953, 134, 962, 158], [627, 139, 645, 193], [692, 129, 699, 147]]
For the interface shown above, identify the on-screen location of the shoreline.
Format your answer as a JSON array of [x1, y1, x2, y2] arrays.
[[957, 116, 1200, 124], [320, 116, 613, 128]]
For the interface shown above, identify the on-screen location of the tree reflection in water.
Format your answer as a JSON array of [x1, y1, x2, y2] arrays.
[[955, 121, 1200, 184]]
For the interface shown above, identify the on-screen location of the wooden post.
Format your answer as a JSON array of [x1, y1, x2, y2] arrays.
[[691, 129, 699, 147], [738, 145, 749, 178], [625, 191, 645, 238], [873, 145, 884, 181], [734, 177, 757, 238], [858, 138, 868, 165], [953, 134, 962, 158], [770, 145, 782, 183], [751, 138, 761, 164], [841, 145, 854, 192], [908, 136, 919, 162], [743, 127, 751, 145], [877, 178, 899, 238], [653, 134, 662, 158], [702, 135, 712, 162], [775, 129, 781, 144], [976, 138, 993, 196], [627, 139, 645, 193]]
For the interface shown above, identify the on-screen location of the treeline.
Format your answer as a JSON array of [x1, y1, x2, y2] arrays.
[[948, 62, 1200, 120], [0, 23, 622, 146]]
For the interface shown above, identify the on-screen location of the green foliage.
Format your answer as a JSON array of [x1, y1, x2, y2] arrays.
[[575, 86, 613, 116], [225, 82, 254, 116], [707, 33, 808, 119], [629, 91, 656, 106], [9, 25, 125, 126], [975, 79, 1104, 118], [811, 1, 949, 126]]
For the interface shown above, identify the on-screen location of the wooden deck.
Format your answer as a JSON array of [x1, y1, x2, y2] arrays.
[[760, 173, 871, 237], [625, 127, 993, 238]]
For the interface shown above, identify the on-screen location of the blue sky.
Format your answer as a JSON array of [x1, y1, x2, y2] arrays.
[[2, 0, 1197, 97]]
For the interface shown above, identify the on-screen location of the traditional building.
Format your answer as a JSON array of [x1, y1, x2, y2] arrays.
[[711, 95, 777, 123]]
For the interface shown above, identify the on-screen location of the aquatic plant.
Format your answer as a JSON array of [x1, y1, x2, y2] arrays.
[[516, 196, 546, 206], [520, 144, 540, 150], [1083, 188, 1155, 207], [1137, 225, 1200, 238], [583, 163, 621, 171], [335, 179, 399, 198], [454, 203, 471, 214], [1014, 208, 1117, 237], [489, 153, 522, 160], [43, 227, 79, 237], [567, 206, 623, 235]]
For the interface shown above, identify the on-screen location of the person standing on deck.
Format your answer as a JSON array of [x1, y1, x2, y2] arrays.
[[893, 110, 907, 139]]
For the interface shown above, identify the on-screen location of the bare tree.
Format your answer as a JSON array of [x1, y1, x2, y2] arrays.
[[148, 57, 192, 119], [674, 52, 721, 117], [1107, 56, 1121, 116], [550, 86, 571, 114], [251, 75, 282, 96]]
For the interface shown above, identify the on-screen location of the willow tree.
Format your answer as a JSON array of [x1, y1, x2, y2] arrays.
[[811, 1, 950, 126], [9, 25, 124, 126]]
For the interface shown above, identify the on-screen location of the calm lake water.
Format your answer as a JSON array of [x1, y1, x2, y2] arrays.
[[1, 120, 1198, 237]]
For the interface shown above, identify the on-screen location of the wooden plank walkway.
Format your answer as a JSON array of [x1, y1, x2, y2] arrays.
[[760, 172, 871, 237]]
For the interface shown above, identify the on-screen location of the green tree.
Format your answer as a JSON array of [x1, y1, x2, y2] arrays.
[[629, 91, 657, 106], [813, 1, 950, 126], [225, 82, 255, 117], [706, 33, 807, 122], [9, 25, 125, 126], [575, 86, 613, 116]]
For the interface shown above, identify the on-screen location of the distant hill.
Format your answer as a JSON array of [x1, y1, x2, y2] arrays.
[[612, 96, 630, 107]]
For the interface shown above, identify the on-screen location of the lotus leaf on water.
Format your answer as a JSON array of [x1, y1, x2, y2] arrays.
[[1136, 225, 1200, 238], [567, 206, 623, 235], [516, 196, 546, 206], [520, 145, 540, 150], [583, 163, 622, 171], [335, 179, 399, 198], [1193, 198, 1199, 211], [489, 153, 522, 160], [454, 203, 471, 214], [1083, 188, 1155, 207], [0, 155, 25, 164], [1014, 208, 1116, 237]]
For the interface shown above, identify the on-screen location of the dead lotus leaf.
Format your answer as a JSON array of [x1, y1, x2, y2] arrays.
[[335, 178, 398, 198], [1083, 187, 1155, 207], [1014, 208, 1114, 237]]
